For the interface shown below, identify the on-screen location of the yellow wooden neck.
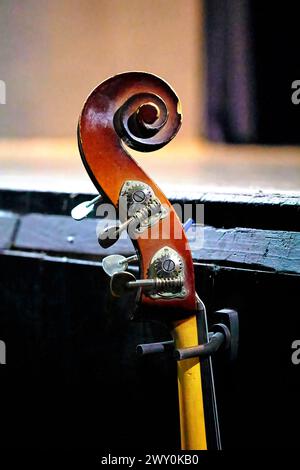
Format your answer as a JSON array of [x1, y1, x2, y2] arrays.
[[172, 315, 207, 450]]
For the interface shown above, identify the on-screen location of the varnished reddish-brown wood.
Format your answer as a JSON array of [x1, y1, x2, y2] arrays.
[[78, 72, 196, 315]]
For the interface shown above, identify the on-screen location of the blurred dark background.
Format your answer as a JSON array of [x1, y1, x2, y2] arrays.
[[204, 0, 300, 144]]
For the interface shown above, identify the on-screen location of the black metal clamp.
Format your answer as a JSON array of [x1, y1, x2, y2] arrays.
[[136, 340, 174, 356], [136, 308, 239, 362]]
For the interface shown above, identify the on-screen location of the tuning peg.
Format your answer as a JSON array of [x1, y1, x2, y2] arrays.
[[71, 194, 103, 221], [102, 254, 138, 277], [110, 271, 136, 297], [98, 200, 161, 249], [110, 271, 182, 297], [98, 218, 133, 249]]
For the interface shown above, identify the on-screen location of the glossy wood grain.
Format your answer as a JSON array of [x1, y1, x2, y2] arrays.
[[78, 72, 196, 316]]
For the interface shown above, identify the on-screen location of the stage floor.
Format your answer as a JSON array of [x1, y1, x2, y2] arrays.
[[0, 138, 299, 195]]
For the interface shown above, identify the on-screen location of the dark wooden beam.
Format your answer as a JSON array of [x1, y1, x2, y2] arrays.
[[9, 213, 300, 275], [0, 212, 18, 249], [0, 188, 299, 231]]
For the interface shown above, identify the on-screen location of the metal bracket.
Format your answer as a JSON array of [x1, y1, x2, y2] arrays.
[[136, 308, 239, 362], [136, 340, 174, 356], [175, 308, 239, 361]]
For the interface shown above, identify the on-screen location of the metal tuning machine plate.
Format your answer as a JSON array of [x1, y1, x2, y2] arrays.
[[110, 246, 185, 300], [97, 180, 168, 248]]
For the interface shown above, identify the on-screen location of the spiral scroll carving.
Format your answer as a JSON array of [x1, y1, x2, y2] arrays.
[[114, 90, 180, 151], [78, 71, 196, 313], [110, 74, 182, 152]]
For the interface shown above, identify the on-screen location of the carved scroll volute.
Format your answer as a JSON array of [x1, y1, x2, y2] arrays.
[[78, 72, 196, 315]]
